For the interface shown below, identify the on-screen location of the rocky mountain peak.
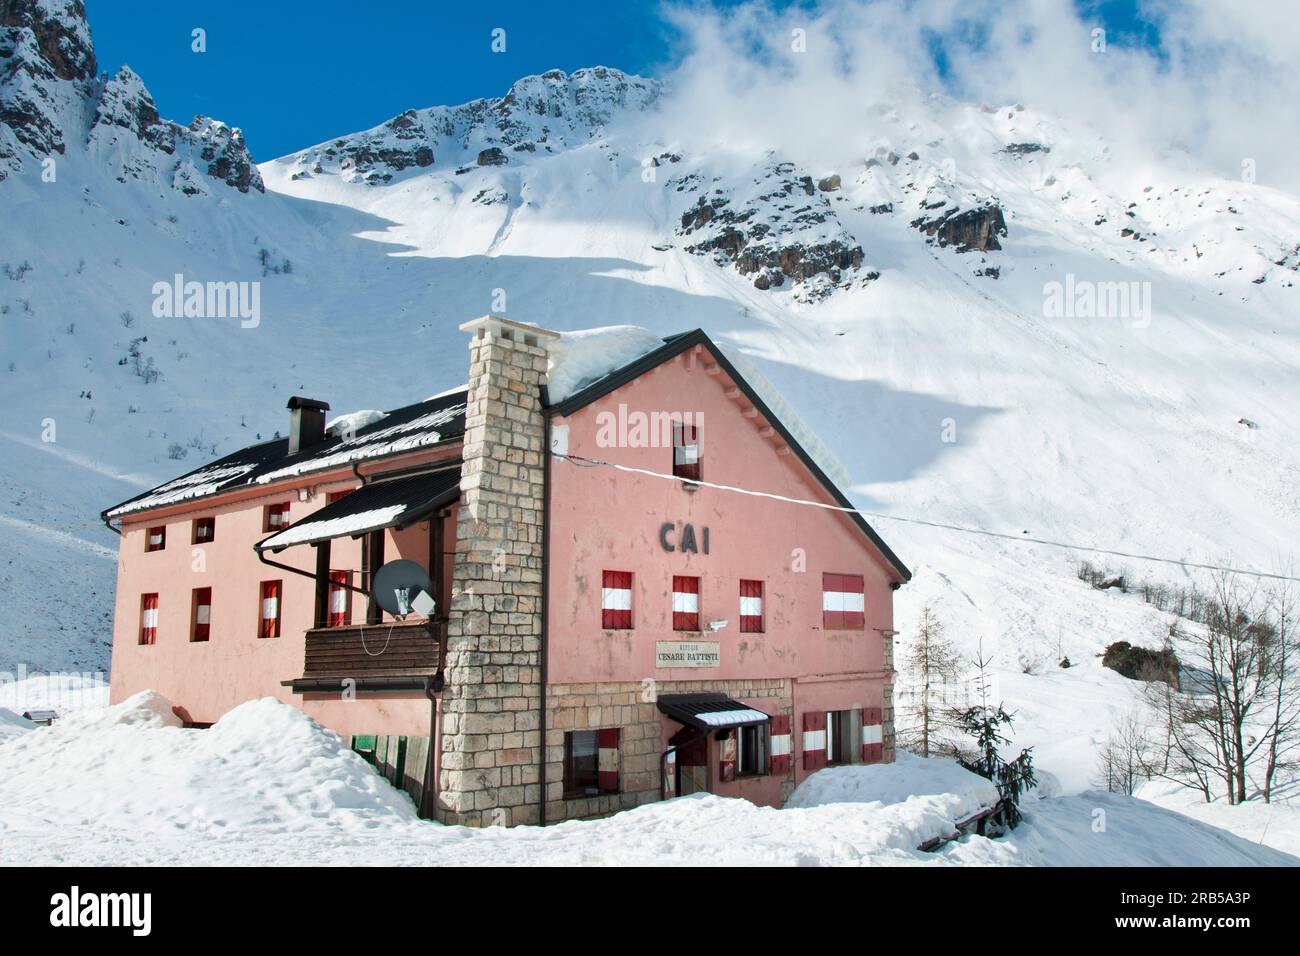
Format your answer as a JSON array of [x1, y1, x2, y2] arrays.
[[1, 0, 260, 193], [1, 0, 96, 83]]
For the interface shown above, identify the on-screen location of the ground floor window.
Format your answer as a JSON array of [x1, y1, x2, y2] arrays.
[[826, 710, 854, 765], [736, 723, 770, 777], [564, 729, 620, 797]]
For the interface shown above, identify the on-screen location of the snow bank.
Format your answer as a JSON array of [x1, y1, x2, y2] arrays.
[[0, 708, 34, 742], [546, 325, 663, 404], [0, 693, 419, 843], [0, 671, 109, 715], [788, 751, 998, 813], [1, 695, 1293, 866]]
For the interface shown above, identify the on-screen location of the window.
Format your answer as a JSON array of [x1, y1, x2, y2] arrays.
[[564, 729, 620, 797], [737, 723, 770, 777], [822, 573, 865, 630], [192, 516, 215, 544], [191, 587, 212, 642], [672, 421, 701, 482], [264, 502, 290, 533], [145, 525, 166, 552], [739, 579, 764, 632], [601, 570, 633, 629], [259, 580, 282, 639], [328, 570, 351, 627], [826, 710, 854, 765], [327, 489, 354, 504], [672, 575, 700, 631], [139, 593, 159, 645]]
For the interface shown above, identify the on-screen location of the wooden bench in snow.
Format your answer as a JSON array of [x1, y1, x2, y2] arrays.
[[22, 709, 57, 726], [918, 802, 1005, 852]]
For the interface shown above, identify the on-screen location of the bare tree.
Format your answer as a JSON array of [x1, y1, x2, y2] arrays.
[[1097, 709, 1150, 795], [901, 604, 962, 757], [1143, 572, 1288, 804], [1262, 581, 1300, 802]]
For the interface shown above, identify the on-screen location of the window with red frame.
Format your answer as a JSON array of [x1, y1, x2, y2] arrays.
[[821, 573, 865, 630], [327, 489, 355, 504], [264, 502, 290, 533], [139, 593, 158, 645], [259, 580, 282, 639], [601, 570, 633, 629], [192, 516, 215, 544], [672, 421, 701, 482], [145, 526, 166, 552], [672, 575, 700, 631], [191, 587, 212, 642], [739, 579, 764, 632], [327, 570, 351, 627]]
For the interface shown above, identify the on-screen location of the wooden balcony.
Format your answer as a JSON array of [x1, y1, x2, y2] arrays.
[[286, 621, 441, 694]]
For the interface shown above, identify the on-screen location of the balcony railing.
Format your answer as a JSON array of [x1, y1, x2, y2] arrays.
[[289, 621, 440, 692]]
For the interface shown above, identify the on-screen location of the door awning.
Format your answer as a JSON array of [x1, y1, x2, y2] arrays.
[[256, 468, 460, 553], [657, 693, 771, 732]]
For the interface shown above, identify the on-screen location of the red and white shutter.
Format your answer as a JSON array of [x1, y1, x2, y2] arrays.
[[802, 711, 827, 771], [672, 575, 700, 631], [597, 728, 620, 792], [328, 570, 350, 627], [260, 581, 281, 639], [739, 579, 763, 632], [193, 588, 211, 642], [267, 503, 289, 530], [147, 526, 165, 551], [770, 714, 792, 774], [140, 593, 159, 645], [862, 706, 884, 763], [601, 570, 632, 628], [822, 573, 865, 629], [673, 421, 701, 481], [718, 729, 737, 783]]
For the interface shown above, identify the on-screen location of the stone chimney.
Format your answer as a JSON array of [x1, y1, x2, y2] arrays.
[[438, 315, 560, 827], [286, 396, 329, 455]]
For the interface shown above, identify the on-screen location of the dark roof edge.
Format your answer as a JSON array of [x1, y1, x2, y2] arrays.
[[546, 329, 911, 582]]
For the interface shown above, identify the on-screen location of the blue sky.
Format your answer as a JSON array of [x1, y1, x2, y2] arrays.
[[87, 0, 1158, 161]]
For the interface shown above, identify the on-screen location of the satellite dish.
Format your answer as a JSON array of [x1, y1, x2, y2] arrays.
[[372, 559, 436, 619]]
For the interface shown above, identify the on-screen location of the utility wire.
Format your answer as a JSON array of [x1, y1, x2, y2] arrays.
[[551, 451, 1300, 584]]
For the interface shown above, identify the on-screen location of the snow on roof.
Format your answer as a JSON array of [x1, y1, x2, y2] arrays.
[[694, 708, 770, 727], [261, 504, 408, 550], [253, 400, 465, 484], [546, 325, 664, 404], [104, 461, 258, 518], [105, 391, 468, 520], [326, 409, 388, 438]]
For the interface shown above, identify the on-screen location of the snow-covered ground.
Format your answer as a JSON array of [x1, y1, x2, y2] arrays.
[[4, 0, 1299, 862], [0, 694, 1291, 867]]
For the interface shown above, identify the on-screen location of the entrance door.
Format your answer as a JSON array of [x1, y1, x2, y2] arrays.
[[677, 734, 709, 795]]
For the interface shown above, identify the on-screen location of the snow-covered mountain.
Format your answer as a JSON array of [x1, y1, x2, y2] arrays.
[[3, 0, 1298, 792]]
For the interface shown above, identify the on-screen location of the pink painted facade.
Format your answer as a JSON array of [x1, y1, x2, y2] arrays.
[[104, 320, 908, 824], [547, 344, 903, 806]]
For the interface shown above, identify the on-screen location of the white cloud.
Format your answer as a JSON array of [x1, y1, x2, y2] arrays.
[[647, 0, 1300, 191]]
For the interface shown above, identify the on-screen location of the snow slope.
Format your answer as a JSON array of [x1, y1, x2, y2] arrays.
[[0, 695, 1290, 866], [2, 0, 1298, 811]]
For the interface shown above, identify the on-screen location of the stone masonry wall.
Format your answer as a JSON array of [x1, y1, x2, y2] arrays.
[[437, 316, 557, 827], [545, 677, 794, 822]]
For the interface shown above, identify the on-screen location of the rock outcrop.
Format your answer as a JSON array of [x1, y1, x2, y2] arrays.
[[675, 160, 871, 299], [911, 203, 1008, 252], [1, 0, 261, 193]]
